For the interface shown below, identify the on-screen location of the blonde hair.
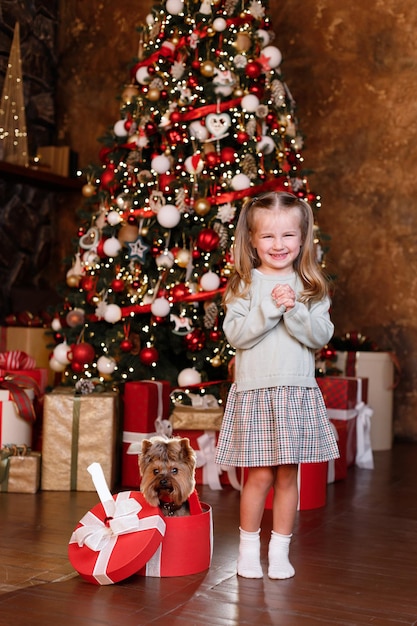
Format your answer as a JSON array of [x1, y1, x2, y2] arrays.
[[224, 191, 329, 305]]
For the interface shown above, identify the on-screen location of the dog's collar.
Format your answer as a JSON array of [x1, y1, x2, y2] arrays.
[[159, 500, 182, 516]]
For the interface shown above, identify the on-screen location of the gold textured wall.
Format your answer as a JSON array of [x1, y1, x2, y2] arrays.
[[57, 0, 417, 441]]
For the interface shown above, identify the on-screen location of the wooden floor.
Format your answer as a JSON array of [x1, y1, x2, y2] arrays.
[[1, 441, 417, 625]]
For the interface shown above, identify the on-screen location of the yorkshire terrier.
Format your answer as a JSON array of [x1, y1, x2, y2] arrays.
[[138, 436, 196, 517]]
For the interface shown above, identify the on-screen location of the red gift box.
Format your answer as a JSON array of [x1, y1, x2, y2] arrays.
[[243, 462, 328, 512], [121, 380, 171, 487], [328, 421, 349, 482], [137, 498, 213, 577], [317, 376, 358, 410], [173, 428, 241, 491]]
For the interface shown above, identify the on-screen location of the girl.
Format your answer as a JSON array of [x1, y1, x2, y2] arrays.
[[215, 191, 339, 580]]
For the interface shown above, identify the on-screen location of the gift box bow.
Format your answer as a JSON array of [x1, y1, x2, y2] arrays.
[[72, 463, 166, 553], [0, 350, 36, 370], [195, 431, 241, 491], [0, 373, 40, 422]]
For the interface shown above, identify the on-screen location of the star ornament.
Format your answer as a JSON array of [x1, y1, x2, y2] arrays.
[[127, 235, 150, 263]]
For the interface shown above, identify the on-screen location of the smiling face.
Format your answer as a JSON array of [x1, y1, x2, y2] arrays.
[[250, 206, 303, 275]]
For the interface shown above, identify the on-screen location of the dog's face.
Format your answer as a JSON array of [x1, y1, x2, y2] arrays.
[[139, 436, 196, 508]]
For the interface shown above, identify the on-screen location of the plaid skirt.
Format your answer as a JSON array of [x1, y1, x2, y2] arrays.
[[215, 384, 340, 467]]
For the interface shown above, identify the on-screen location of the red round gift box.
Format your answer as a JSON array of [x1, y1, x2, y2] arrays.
[[137, 501, 213, 577]]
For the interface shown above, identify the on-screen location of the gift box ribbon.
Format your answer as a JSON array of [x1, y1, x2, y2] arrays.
[[70, 463, 166, 585], [123, 417, 173, 455], [195, 431, 241, 491], [0, 350, 36, 370], [0, 374, 39, 423]]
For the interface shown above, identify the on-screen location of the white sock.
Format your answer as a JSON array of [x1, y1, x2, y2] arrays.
[[237, 528, 263, 579], [268, 531, 295, 579]]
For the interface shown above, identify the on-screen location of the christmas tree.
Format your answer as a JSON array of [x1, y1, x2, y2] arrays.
[[50, 0, 326, 390]]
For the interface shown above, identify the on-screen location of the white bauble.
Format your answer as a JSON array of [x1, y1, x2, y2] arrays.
[[257, 135, 276, 154], [107, 210, 122, 226], [262, 45, 282, 68], [200, 271, 221, 291], [166, 0, 184, 15], [145, 13, 154, 26], [151, 297, 171, 317], [231, 173, 251, 190], [104, 303, 122, 324], [53, 342, 71, 365], [178, 367, 202, 387], [136, 66, 151, 85], [189, 121, 209, 141], [241, 94, 260, 112], [49, 356, 67, 372], [184, 154, 204, 175], [97, 355, 117, 375], [156, 250, 175, 269], [213, 17, 227, 32], [157, 204, 181, 228], [51, 317, 62, 332], [114, 119, 128, 137], [103, 236, 122, 257], [151, 154, 171, 174], [257, 29, 270, 47]]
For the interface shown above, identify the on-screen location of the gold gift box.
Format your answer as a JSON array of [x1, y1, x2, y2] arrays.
[[41, 388, 119, 491], [170, 404, 223, 431], [0, 446, 41, 493]]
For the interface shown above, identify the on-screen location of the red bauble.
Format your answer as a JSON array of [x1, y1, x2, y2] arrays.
[[70, 361, 85, 374], [196, 228, 220, 252], [100, 165, 116, 190], [220, 147, 235, 164], [124, 118, 134, 132], [245, 61, 262, 78], [236, 131, 249, 144], [249, 84, 264, 98], [209, 329, 222, 342], [139, 346, 159, 365], [145, 121, 158, 136], [170, 111, 181, 124], [111, 278, 125, 293], [69, 342, 96, 365], [170, 283, 190, 301], [167, 128, 183, 144], [120, 339, 133, 353], [205, 152, 219, 168], [80, 276, 96, 292], [185, 329, 206, 352]]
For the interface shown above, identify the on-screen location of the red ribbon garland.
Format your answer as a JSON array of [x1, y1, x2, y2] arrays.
[[0, 374, 40, 423], [120, 287, 225, 318]]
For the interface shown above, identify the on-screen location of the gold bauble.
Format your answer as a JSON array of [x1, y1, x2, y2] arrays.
[[118, 224, 139, 244], [147, 87, 160, 101], [66, 274, 81, 288], [140, 226, 149, 237], [210, 355, 222, 368], [82, 182, 96, 198], [200, 60, 215, 77], [235, 32, 252, 52], [121, 84, 140, 104], [206, 27, 215, 37], [194, 197, 211, 216], [233, 87, 244, 98], [175, 248, 192, 268]]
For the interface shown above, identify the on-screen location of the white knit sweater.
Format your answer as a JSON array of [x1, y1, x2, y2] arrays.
[[223, 269, 334, 392]]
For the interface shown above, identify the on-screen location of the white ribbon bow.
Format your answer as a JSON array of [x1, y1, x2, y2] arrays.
[[195, 432, 241, 491], [187, 393, 219, 408]]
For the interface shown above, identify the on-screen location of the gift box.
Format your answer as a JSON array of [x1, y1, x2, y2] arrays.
[[0, 445, 41, 493], [172, 428, 241, 491], [69, 463, 212, 584], [0, 387, 34, 447], [243, 462, 328, 511], [137, 499, 213, 577], [170, 404, 223, 431], [335, 351, 394, 450], [317, 376, 365, 411], [121, 380, 171, 488], [327, 421, 348, 482], [0, 327, 54, 386], [41, 388, 119, 491]]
